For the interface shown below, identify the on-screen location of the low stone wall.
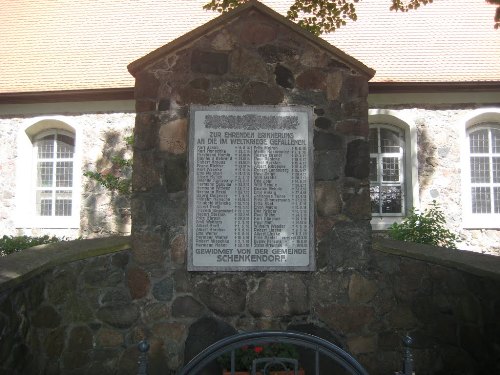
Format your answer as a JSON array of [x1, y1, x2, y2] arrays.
[[1, 236, 499, 374], [0, 236, 135, 375], [369, 239, 500, 374], [176, 239, 500, 375]]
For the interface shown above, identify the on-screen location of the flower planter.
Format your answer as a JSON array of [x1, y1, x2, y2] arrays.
[[223, 370, 305, 375]]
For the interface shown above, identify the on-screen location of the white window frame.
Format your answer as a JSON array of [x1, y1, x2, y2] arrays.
[[369, 111, 419, 230], [15, 118, 81, 229], [461, 108, 500, 229], [33, 129, 75, 218]]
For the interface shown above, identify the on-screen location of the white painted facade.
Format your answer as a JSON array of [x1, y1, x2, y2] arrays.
[[0, 101, 134, 239], [369, 91, 500, 255]]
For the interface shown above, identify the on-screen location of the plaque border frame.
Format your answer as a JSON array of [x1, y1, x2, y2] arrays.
[[187, 105, 315, 272]]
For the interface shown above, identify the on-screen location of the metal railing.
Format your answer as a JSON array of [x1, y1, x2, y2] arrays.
[[137, 332, 415, 374], [176, 330, 370, 375]]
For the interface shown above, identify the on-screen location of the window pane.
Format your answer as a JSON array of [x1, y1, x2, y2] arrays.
[[381, 186, 402, 214], [369, 125, 406, 217], [56, 161, 73, 187], [470, 129, 489, 154], [493, 157, 500, 183], [37, 162, 53, 187], [55, 190, 72, 216], [470, 157, 490, 183], [370, 186, 380, 214], [492, 129, 500, 153], [37, 136, 55, 158], [494, 187, 500, 214], [57, 134, 75, 158], [34, 130, 75, 218], [471, 187, 491, 213], [369, 128, 378, 153], [380, 128, 401, 153], [382, 157, 400, 182], [36, 190, 52, 216], [370, 185, 403, 214], [369, 158, 377, 182]]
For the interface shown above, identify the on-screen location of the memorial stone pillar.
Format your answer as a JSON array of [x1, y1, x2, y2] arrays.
[[127, 1, 374, 372]]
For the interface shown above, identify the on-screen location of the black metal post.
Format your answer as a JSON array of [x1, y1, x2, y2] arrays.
[[137, 339, 150, 375], [394, 335, 414, 375]]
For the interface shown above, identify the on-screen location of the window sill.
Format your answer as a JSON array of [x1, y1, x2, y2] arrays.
[[15, 216, 80, 230], [371, 216, 403, 230], [462, 215, 500, 229]]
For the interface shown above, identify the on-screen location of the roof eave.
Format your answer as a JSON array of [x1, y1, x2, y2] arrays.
[[127, 0, 375, 79], [370, 81, 500, 94], [0, 88, 134, 104], [3, 81, 499, 105]]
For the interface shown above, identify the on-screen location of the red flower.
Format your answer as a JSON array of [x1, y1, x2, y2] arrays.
[[254, 346, 263, 354], [241, 345, 249, 351]]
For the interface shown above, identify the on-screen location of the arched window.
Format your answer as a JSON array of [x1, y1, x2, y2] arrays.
[[33, 130, 75, 217], [467, 124, 500, 215], [369, 124, 406, 216], [15, 118, 80, 230], [368, 112, 418, 230], [461, 109, 500, 229]]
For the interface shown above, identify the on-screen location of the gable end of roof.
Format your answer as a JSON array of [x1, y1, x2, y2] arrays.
[[127, 0, 375, 79]]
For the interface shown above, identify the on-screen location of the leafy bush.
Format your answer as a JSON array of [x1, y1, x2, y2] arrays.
[[84, 134, 133, 195], [0, 235, 61, 257], [388, 201, 460, 249], [83, 170, 131, 194]]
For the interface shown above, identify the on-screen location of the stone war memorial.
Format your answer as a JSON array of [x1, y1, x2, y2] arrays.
[[126, 1, 499, 374], [127, 0, 378, 371], [129, 2, 374, 368], [2, 1, 500, 375]]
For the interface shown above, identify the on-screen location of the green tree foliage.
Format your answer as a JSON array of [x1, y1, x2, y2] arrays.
[[388, 201, 460, 249], [487, 0, 500, 28], [204, 0, 433, 35], [204, 0, 499, 35], [0, 235, 61, 257], [84, 135, 133, 195]]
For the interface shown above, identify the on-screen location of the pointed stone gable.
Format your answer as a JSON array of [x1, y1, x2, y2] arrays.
[[128, 0, 375, 79]]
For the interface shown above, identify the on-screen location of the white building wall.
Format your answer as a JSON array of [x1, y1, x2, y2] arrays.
[[0, 119, 19, 234], [0, 100, 135, 239], [369, 101, 500, 255]]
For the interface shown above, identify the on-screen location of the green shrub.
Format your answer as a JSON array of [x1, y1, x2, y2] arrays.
[[84, 134, 133, 195], [388, 201, 460, 249], [83, 171, 131, 194], [0, 235, 62, 257]]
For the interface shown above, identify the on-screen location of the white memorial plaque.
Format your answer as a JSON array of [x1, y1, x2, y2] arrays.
[[188, 105, 314, 271]]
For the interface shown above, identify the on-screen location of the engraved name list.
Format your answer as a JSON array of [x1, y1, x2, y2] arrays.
[[188, 106, 314, 271]]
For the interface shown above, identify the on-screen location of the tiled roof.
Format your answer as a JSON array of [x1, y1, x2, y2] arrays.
[[1, 0, 499, 94], [328, 0, 500, 83]]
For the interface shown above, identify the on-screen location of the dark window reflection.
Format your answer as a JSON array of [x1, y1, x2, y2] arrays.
[[370, 124, 405, 216]]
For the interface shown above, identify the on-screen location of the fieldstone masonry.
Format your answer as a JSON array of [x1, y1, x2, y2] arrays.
[[1, 238, 499, 374], [2, 2, 499, 375], [127, 0, 377, 371]]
